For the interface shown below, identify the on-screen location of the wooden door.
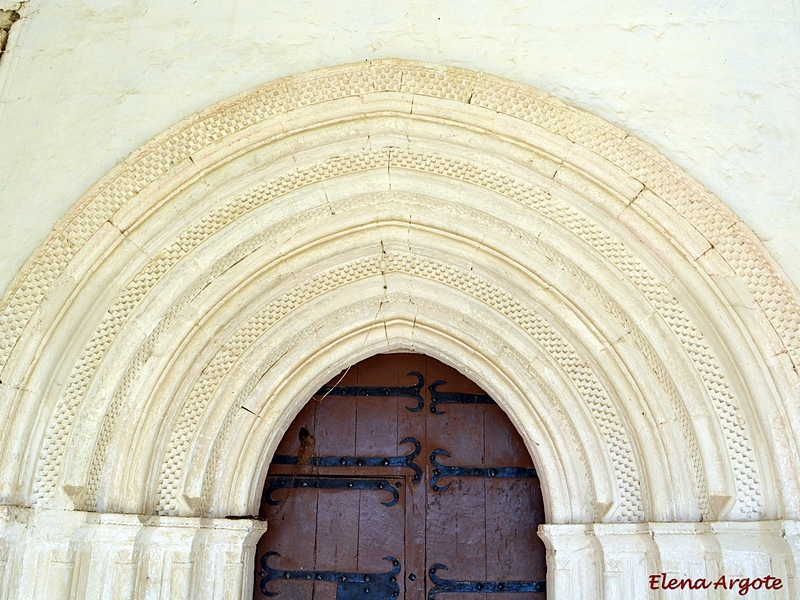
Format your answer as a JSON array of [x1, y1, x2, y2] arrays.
[[254, 354, 546, 600]]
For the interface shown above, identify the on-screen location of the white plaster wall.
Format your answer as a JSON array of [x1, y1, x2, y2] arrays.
[[0, 0, 799, 295]]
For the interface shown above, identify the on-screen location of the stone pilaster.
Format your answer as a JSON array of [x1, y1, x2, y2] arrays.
[[539, 524, 601, 600]]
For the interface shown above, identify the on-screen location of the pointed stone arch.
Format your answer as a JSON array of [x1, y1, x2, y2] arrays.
[[1, 60, 799, 598]]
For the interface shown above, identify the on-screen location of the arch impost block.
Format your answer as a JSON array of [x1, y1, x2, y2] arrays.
[[0, 507, 267, 600]]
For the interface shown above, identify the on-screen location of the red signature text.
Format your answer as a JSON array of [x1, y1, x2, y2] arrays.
[[649, 573, 782, 595]]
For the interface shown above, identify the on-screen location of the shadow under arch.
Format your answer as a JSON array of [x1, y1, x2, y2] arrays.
[[201, 309, 598, 525]]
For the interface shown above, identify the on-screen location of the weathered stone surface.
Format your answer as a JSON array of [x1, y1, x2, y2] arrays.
[[0, 60, 799, 597], [0, 509, 267, 600], [0, 3, 799, 296]]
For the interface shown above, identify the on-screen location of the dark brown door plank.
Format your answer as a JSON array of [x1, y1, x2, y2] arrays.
[[255, 354, 546, 600]]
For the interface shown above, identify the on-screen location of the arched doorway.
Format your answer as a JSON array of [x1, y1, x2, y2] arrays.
[[1, 60, 799, 599], [254, 354, 546, 600]]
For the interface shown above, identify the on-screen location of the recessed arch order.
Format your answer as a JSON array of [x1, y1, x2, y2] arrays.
[[2, 62, 800, 595]]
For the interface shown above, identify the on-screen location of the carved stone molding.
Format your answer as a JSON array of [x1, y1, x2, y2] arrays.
[[0, 508, 265, 600], [0, 61, 798, 546]]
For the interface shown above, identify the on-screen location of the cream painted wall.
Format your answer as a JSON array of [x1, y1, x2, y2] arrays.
[[0, 0, 798, 295]]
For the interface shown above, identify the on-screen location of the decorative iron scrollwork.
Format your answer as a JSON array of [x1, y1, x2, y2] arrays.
[[272, 437, 423, 483], [429, 449, 538, 492], [316, 371, 425, 412], [261, 552, 401, 600], [428, 381, 496, 414], [427, 564, 545, 598], [264, 475, 402, 506]]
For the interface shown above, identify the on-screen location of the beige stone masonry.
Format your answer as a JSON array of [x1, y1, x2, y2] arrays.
[[0, 60, 799, 597], [0, 508, 265, 599]]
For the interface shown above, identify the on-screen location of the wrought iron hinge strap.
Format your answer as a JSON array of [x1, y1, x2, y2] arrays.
[[265, 476, 402, 506], [428, 381, 495, 414], [429, 449, 538, 492], [428, 564, 545, 599], [261, 552, 401, 600], [272, 437, 422, 483], [316, 371, 425, 412]]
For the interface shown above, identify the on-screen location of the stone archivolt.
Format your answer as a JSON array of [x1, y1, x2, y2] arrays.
[[1, 60, 799, 598]]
